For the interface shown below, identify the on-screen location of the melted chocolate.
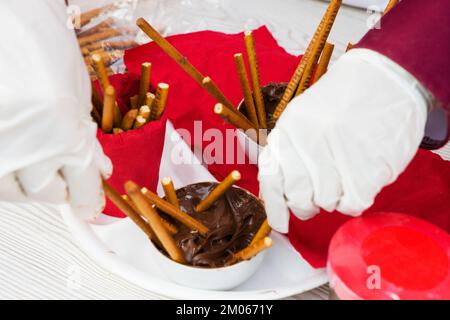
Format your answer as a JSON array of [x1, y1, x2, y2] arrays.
[[156, 182, 266, 268], [239, 82, 287, 131]]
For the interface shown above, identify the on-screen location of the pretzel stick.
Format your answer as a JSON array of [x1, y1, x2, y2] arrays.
[[138, 105, 151, 122], [125, 181, 185, 263], [271, 1, 333, 120], [141, 187, 209, 236], [136, 18, 236, 112], [113, 128, 123, 134], [214, 103, 258, 137], [244, 31, 267, 129], [345, 42, 353, 52], [78, 29, 122, 47], [314, 42, 334, 82], [384, 0, 398, 15], [91, 83, 103, 115], [151, 83, 169, 120], [78, 5, 113, 28], [201, 77, 237, 112], [121, 109, 138, 131], [83, 40, 138, 53], [91, 53, 110, 91], [195, 171, 241, 212], [133, 115, 146, 129], [227, 237, 272, 265], [101, 86, 115, 133], [296, 0, 342, 95], [162, 177, 180, 209], [78, 17, 114, 38], [234, 53, 259, 127], [103, 181, 160, 246], [146, 92, 156, 109], [122, 195, 178, 235], [138, 63, 152, 107], [91, 106, 102, 126], [130, 95, 139, 109], [249, 219, 271, 246]]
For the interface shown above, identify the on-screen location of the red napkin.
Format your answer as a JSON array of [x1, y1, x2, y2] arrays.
[[124, 26, 450, 268], [95, 74, 167, 217]]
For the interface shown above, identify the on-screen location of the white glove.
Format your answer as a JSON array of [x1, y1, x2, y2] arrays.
[[0, 0, 112, 220], [258, 49, 428, 233]]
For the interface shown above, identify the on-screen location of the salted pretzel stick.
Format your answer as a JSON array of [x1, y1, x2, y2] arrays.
[[196, 171, 241, 212], [101, 86, 115, 133], [130, 95, 139, 109], [345, 42, 354, 52], [103, 181, 160, 246], [122, 194, 178, 235], [138, 63, 152, 107], [314, 42, 334, 82], [151, 83, 169, 120], [296, 0, 342, 95], [228, 237, 272, 265], [136, 18, 236, 112], [249, 219, 271, 246], [113, 128, 123, 134], [125, 181, 185, 263], [141, 187, 209, 236], [78, 29, 122, 47], [121, 109, 138, 131], [244, 31, 267, 129], [384, 0, 398, 15], [234, 53, 259, 127], [272, 0, 335, 120], [161, 177, 180, 209]]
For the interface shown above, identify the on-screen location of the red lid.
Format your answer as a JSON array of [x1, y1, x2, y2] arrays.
[[328, 212, 450, 300]]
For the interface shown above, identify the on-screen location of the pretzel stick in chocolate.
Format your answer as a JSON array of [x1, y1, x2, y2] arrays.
[[162, 177, 180, 209], [250, 219, 271, 246], [234, 53, 259, 127], [195, 171, 241, 212], [103, 181, 160, 246], [296, 0, 342, 95], [228, 237, 272, 265], [214, 103, 259, 143], [271, 0, 335, 120], [384, 0, 398, 15], [122, 194, 178, 235], [136, 18, 236, 112], [125, 181, 186, 263], [121, 109, 138, 131], [101, 86, 115, 133], [138, 63, 152, 107], [244, 31, 267, 129], [151, 83, 169, 120], [141, 187, 209, 236], [314, 42, 334, 82]]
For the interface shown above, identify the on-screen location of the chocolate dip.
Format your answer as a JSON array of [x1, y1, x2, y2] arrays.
[[156, 182, 266, 268], [239, 82, 287, 131]]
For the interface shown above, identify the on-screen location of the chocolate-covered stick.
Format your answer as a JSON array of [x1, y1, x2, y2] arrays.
[[250, 219, 271, 246], [295, 0, 342, 95], [244, 31, 267, 129], [151, 83, 169, 120], [121, 109, 138, 131], [234, 53, 259, 127], [101, 86, 115, 133], [314, 42, 334, 82], [103, 181, 161, 246], [196, 170, 241, 212], [228, 237, 273, 265], [162, 177, 180, 209], [125, 181, 186, 264], [141, 187, 209, 236], [384, 0, 398, 15], [138, 62, 151, 107]]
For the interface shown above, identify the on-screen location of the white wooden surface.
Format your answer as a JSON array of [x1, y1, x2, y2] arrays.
[[1, 0, 448, 300]]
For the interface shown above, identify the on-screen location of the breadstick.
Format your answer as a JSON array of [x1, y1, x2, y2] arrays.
[[234, 53, 259, 127], [151, 83, 169, 120], [296, 0, 342, 95], [138, 63, 152, 107], [228, 237, 272, 265], [121, 109, 138, 131], [244, 31, 267, 129], [384, 0, 398, 15], [141, 187, 209, 236], [101, 86, 115, 133], [314, 42, 334, 82], [196, 171, 241, 212], [161, 177, 179, 209], [249, 219, 271, 246], [125, 181, 185, 264]]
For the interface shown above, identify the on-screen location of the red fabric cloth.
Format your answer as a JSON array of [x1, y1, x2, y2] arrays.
[[122, 26, 450, 268], [95, 74, 167, 217]]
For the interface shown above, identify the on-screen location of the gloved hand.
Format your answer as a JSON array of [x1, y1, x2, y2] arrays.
[[258, 49, 428, 233], [0, 0, 111, 220]]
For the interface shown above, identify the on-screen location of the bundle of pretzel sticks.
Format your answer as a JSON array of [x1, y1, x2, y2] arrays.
[[103, 171, 272, 266], [91, 53, 170, 134]]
